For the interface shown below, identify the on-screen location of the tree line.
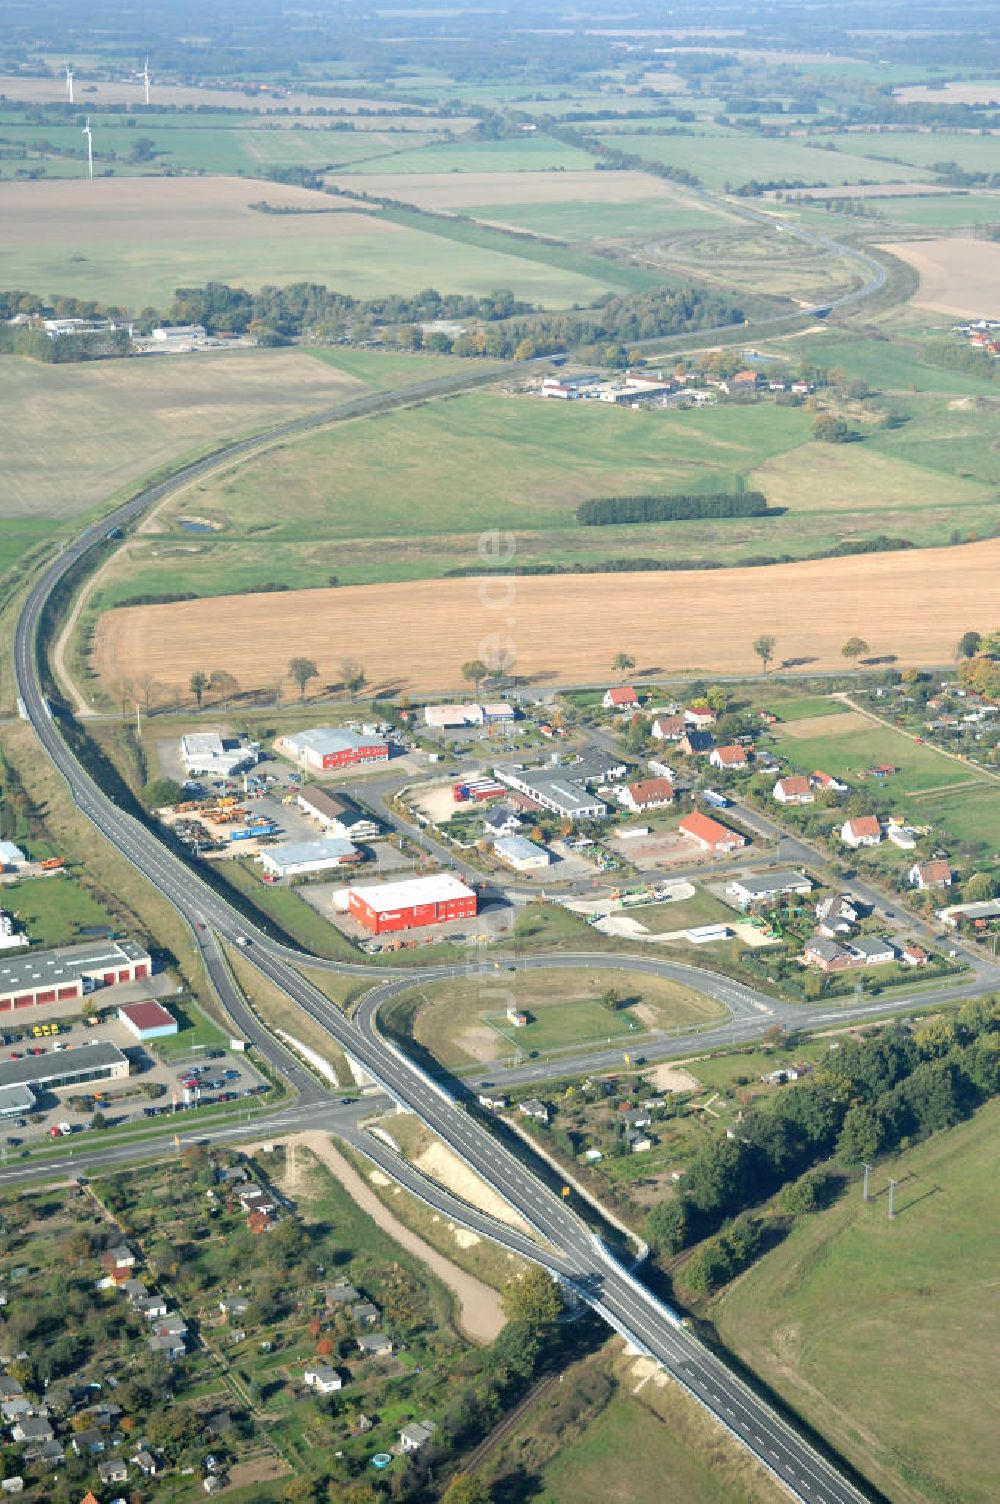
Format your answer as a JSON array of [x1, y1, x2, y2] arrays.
[[576, 491, 769, 526], [648, 1000, 1000, 1261]]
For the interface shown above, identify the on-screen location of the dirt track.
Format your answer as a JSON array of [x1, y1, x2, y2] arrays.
[[95, 539, 1000, 696]]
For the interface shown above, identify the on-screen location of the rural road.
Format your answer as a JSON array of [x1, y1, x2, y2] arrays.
[[11, 353, 941, 1503]]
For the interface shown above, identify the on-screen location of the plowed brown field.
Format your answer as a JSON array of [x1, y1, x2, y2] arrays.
[[94, 540, 999, 696]]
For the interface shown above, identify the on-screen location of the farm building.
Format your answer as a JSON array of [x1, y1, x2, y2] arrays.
[[677, 811, 747, 854], [773, 776, 814, 805], [296, 786, 380, 840], [343, 874, 477, 934], [0, 939, 151, 1017], [257, 839, 359, 880], [179, 733, 258, 779], [726, 870, 813, 908], [278, 727, 389, 772], [841, 816, 882, 848], [118, 1000, 178, 1041], [493, 835, 551, 872], [618, 778, 674, 813]]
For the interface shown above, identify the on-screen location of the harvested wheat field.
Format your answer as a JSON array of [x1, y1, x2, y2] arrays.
[[0, 349, 365, 518], [0, 73, 407, 112], [879, 237, 1000, 319], [94, 539, 1000, 696]]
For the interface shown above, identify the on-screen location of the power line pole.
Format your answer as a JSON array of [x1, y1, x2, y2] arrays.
[[888, 1178, 898, 1219], [862, 1162, 872, 1202]]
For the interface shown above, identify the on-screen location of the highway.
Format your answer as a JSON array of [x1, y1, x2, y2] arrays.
[[10, 380, 902, 1504]]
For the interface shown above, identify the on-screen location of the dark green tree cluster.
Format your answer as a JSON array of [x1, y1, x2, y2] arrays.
[[577, 491, 768, 526], [648, 1001, 1000, 1256]]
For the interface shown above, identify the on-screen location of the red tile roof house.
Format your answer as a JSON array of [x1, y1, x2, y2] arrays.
[[603, 686, 639, 711], [678, 811, 747, 853], [909, 859, 953, 890], [651, 714, 686, 741], [841, 816, 882, 848], [710, 744, 751, 770], [773, 775, 814, 805], [618, 778, 674, 813], [810, 770, 847, 792], [684, 705, 718, 729], [902, 942, 929, 966]]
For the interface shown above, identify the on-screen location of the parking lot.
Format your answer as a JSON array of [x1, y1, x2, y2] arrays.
[[0, 1011, 269, 1149]]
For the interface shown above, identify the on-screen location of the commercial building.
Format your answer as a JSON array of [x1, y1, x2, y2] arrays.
[[180, 733, 258, 779], [117, 1000, 178, 1041], [0, 1083, 36, 1119], [0, 1042, 129, 1098], [277, 727, 389, 773], [0, 939, 151, 1017], [493, 766, 607, 822], [344, 874, 477, 934], [296, 787, 379, 840], [0, 914, 27, 953], [257, 839, 360, 880], [0, 843, 26, 871], [423, 703, 514, 729], [493, 835, 551, 872]]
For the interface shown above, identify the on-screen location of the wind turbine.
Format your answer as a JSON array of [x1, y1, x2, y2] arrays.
[[65, 62, 75, 104], [82, 116, 93, 179], [140, 56, 151, 105]]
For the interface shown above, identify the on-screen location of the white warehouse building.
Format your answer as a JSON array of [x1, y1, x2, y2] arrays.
[[257, 840, 360, 880], [180, 733, 259, 779]]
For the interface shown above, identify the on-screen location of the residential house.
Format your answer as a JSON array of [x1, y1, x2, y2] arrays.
[[651, 714, 686, 742], [324, 1283, 361, 1308], [811, 770, 847, 793], [149, 1333, 185, 1360], [353, 1302, 380, 1327], [238, 1186, 279, 1217], [910, 860, 953, 890], [761, 1067, 804, 1085], [773, 776, 814, 805], [482, 805, 522, 838], [217, 1165, 250, 1185], [677, 811, 747, 854], [0, 1478, 23, 1493], [154, 1313, 188, 1338], [71, 1429, 106, 1458], [98, 1457, 128, 1486], [303, 1364, 343, 1395], [10, 1417, 52, 1444], [679, 730, 715, 757], [841, 816, 882, 848], [122, 1278, 147, 1302], [399, 1421, 435, 1453], [628, 1132, 654, 1153], [623, 1108, 652, 1130], [0, 1380, 22, 1401], [219, 1296, 249, 1320], [603, 686, 639, 711], [133, 1449, 158, 1476], [518, 1098, 550, 1124], [478, 1092, 508, 1110], [357, 1332, 393, 1358], [684, 705, 718, 729], [618, 777, 674, 813], [902, 942, 929, 966], [0, 1399, 32, 1424], [135, 1295, 168, 1320], [100, 1242, 136, 1276], [726, 870, 813, 908], [25, 1440, 61, 1467], [848, 936, 896, 966], [802, 936, 853, 972], [710, 744, 751, 771]]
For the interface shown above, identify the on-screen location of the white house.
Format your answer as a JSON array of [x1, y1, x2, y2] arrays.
[[841, 816, 882, 848], [618, 777, 674, 813], [399, 1421, 435, 1453], [304, 1364, 343, 1395], [493, 835, 551, 872], [909, 859, 952, 890], [773, 776, 814, 805]]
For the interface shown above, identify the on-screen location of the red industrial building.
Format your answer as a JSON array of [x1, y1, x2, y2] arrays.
[[345, 875, 477, 934], [279, 727, 389, 773]]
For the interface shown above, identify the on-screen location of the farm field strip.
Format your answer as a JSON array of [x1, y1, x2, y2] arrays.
[[877, 237, 1000, 319], [93, 536, 1000, 696]]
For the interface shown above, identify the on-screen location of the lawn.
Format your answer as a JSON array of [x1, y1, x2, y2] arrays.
[[790, 332, 998, 399], [5, 873, 118, 949], [390, 967, 724, 1067], [151, 998, 234, 1059], [775, 722, 978, 796], [769, 695, 842, 721], [750, 441, 991, 514], [894, 783, 1000, 866], [713, 1098, 1000, 1504], [628, 889, 736, 934], [861, 193, 1000, 229]]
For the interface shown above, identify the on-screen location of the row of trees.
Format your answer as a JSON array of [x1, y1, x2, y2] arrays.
[[186, 657, 366, 707], [576, 491, 769, 526], [648, 999, 1000, 1258]]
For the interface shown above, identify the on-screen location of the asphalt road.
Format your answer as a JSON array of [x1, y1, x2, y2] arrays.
[[6, 358, 931, 1503]]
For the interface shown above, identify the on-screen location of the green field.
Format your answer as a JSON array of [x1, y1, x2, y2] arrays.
[[393, 967, 725, 1068], [336, 134, 598, 175], [596, 130, 927, 190], [823, 128, 1000, 177], [770, 695, 843, 721], [775, 721, 976, 796], [463, 195, 730, 241], [790, 332, 999, 398], [150, 997, 233, 1059], [5, 874, 117, 949], [714, 1099, 1000, 1504], [859, 192, 1000, 228], [627, 889, 736, 934]]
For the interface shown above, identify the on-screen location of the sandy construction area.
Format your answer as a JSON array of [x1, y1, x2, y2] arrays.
[[95, 539, 1000, 696], [325, 167, 683, 211], [0, 175, 376, 252], [879, 237, 1000, 318]]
